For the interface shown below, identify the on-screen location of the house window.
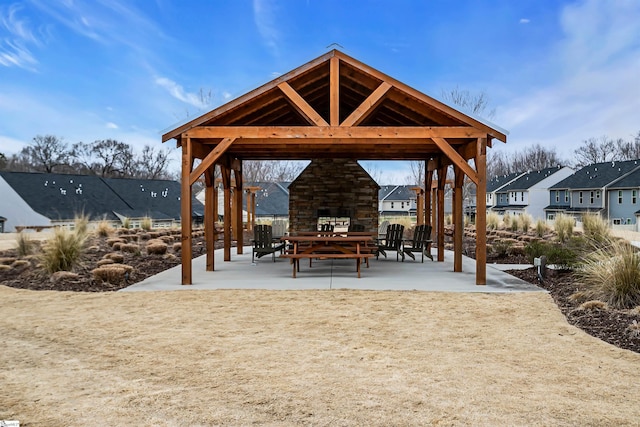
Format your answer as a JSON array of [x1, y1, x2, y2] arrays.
[[590, 191, 594, 204], [391, 202, 394, 209], [627, 218, 633, 225], [579, 191, 583, 204], [565, 192, 569, 203], [613, 218, 622, 225], [520, 192, 524, 201], [401, 202, 405, 209], [547, 213, 555, 221], [555, 191, 559, 202], [596, 190, 600, 199], [618, 190, 623, 204], [633, 190, 637, 204]]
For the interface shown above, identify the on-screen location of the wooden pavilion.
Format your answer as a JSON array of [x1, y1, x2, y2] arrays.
[[162, 50, 507, 285]]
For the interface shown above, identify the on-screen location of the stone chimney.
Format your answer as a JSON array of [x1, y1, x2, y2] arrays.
[[288, 159, 380, 232]]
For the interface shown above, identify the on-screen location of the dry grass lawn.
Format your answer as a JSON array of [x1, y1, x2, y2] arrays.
[[2, 285, 640, 426]]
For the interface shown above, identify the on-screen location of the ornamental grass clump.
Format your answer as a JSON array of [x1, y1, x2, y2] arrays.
[[487, 212, 500, 230], [554, 213, 574, 243], [95, 219, 113, 237], [140, 216, 153, 231], [581, 213, 610, 245], [535, 219, 548, 238], [578, 238, 640, 309], [519, 214, 532, 233], [16, 232, 34, 256], [40, 227, 87, 274]]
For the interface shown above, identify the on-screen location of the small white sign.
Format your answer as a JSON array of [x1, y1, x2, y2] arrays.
[[0, 421, 20, 427]]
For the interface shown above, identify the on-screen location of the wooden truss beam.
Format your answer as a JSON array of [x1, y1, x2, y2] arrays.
[[330, 56, 339, 126], [189, 138, 236, 185], [432, 137, 478, 185], [341, 81, 392, 127], [278, 82, 329, 127], [184, 126, 487, 139]]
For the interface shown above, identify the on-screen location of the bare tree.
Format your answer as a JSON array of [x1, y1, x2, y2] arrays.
[[573, 136, 618, 168], [360, 161, 384, 184], [242, 160, 306, 183], [487, 144, 566, 178], [71, 139, 135, 177], [20, 135, 71, 173], [405, 161, 425, 186], [440, 86, 496, 119], [134, 145, 173, 179], [615, 132, 640, 161]]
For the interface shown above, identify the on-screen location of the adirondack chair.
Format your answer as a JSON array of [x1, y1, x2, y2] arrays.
[[376, 223, 405, 261], [402, 224, 434, 262], [377, 220, 390, 240], [252, 224, 286, 262]]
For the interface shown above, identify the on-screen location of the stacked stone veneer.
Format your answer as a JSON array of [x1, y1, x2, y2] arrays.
[[288, 159, 380, 232]]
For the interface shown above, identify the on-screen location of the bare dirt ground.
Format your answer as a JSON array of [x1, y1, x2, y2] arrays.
[[2, 287, 640, 426], [2, 228, 640, 425]]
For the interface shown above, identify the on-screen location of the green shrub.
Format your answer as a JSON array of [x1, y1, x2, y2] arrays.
[[491, 240, 513, 258], [524, 240, 552, 264], [554, 213, 574, 243], [581, 213, 610, 245], [40, 227, 87, 273], [16, 232, 34, 256], [578, 238, 640, 309]]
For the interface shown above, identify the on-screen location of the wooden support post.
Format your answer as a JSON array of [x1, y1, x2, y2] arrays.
[[204, 166, 215, 272], [221, 162, 232, 262], [411, 187, 424, 226], [213, 182, 219, 225], [475, 138, 488, 285], [235, 164, 243, 255], [437, 165, 447, 262], [231, 187, 238, 242], [453, 166, 464, 273], [425, 164, 433, 227], [180, 137, 193, 285]]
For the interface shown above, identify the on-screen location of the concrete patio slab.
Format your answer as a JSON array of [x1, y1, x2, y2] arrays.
[[122, 247, 543, 293]]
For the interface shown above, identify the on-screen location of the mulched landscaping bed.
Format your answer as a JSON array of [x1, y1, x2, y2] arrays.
[[1, 228, 639, 354]]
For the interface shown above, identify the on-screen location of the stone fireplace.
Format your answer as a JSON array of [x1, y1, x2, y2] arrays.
[[288, 159, 380, 232]]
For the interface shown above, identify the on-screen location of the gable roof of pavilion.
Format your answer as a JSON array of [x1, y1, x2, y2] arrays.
[[162, 49, 507, 166]]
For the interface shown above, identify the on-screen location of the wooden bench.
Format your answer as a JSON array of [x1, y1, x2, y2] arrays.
[[280, 253, 375, 278]]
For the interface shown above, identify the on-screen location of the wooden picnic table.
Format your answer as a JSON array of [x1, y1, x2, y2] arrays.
[[280, 234, 376, 278]]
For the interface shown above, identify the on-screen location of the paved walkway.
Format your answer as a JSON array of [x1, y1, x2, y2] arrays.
[[123, 247, 543, 293]]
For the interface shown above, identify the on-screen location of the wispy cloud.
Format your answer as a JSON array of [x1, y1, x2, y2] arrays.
[[253, 0, 280, 55], [29, 0, 169, 52], [498, 0, 640, 157], [106, 122, 118, 129], [0, 4, 45, 70], [519, 18, 530, 24], [154, 77, 209, 109]]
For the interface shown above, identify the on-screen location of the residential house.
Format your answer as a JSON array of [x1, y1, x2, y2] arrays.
[[605, 167, 640, 227], [0, 171, 204, 232], [491, 166, 574, 220], [546, 159, 640, 223], [486, 172, 523, 210], [378, 185, 417, 216]]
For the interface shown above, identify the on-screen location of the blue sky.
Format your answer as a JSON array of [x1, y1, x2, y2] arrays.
[[1, 0, 639, 183]]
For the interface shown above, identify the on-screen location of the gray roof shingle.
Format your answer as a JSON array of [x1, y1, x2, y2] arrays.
[[551, 159, 640, 190]]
